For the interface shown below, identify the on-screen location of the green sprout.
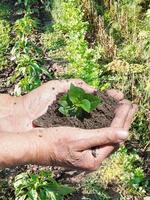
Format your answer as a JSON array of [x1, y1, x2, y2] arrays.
[[58, 84, 101, 117]]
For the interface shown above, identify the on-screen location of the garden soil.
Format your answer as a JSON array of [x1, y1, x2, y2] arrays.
[[33, 91, 118, 129]]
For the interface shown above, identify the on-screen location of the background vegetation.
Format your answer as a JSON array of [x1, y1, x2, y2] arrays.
[[0, 0, 149, 199]]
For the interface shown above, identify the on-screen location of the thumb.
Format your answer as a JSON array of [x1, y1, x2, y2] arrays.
[[75, 128, 128, 151]]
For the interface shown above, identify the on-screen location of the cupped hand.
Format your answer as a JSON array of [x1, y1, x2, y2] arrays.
[[0, 79, 96, 132], [0, 79, 137, 133], [27, 90, 137, 170], [0, 79, 137, 170]]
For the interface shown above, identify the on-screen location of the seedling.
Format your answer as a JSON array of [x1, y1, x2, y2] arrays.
[[58, 84, 101, 117]]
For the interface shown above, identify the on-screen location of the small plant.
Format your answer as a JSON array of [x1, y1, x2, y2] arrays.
[[58, 84, 101, 117], [13, 15, 38, 38], [14, 170, 75, 200]]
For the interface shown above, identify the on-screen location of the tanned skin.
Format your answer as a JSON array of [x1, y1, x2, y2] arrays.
[[0, 79, 137, 170]]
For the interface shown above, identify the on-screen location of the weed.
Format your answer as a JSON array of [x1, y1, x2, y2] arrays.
[[14, 170, 75, 200], [90, 147, 149, 199]]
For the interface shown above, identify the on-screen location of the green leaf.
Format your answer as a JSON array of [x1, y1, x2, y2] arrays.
[[68, 83, 85, 105], [39, 190, 46, 200], [45, 183, 75, 196], [80, 99, 91, 112], [55, 185, 75, 196], [58, 106, 69, 116], [84, 93, 101, 110], [58, 84, 101, 117], [58, 94, 68, 107], [28, 189, 38, 200]]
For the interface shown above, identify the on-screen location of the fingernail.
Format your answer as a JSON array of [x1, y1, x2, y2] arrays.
[[117, 130, 129, 140]]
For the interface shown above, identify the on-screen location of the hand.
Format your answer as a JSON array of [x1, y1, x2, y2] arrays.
[[0, 79, 137, 169], [0, 79, 136, 133], [27, 93, 137, 170], [0, 79, 96, 132]]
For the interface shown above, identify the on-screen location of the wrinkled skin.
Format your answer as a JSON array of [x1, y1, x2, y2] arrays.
[[0, 79, 137, 170]]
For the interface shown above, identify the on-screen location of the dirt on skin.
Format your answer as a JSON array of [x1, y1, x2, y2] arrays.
[[33, 91, 118, 129]]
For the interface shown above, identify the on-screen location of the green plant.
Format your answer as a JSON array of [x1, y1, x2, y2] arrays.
[[14, 170, 75, 200], [82, 177, 110, 200], [0, 20, 10, 53], [92, 146, 148, 199], [13, 15, 38, 38], [41, 0, 101, 86], [0, 19, 10, 70], [12, 54, 51, 95], [0, 3, 11, 20], [58, 84, 101, 117], [17, 0, 39, 14], [10, 15, 51, 95]]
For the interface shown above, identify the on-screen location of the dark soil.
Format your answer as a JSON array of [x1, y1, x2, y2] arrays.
[[33, 91, 118, 129]]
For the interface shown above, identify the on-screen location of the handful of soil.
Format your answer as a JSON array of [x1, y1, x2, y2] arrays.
[[32, 91, 118, 129]]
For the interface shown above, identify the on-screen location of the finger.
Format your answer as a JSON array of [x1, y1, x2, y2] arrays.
[[123, 104, 138, 130], [95, 100, 132, 158], [94, 145, 116, 166], [111, 100, 132, 128], [106, 89, 124, 101], [75, 128, 128, 151], [82, 144, 118, 171]]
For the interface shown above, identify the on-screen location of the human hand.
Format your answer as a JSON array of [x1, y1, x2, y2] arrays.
[[28, 113, 134, 171], [0, 79, 96, 132], [0, 80, 137, 169], [0, 79, 137, 133], [27, 90, 137, 170]]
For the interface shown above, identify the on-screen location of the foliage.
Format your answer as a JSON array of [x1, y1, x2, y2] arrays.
[[91, 146, 149, 199], [0, 20, 10, 70], [13, 55, 51, 94], [17, 0, 39, 14], [58, 84, 101, 117], [11, 15, 51, 95], [13, 15, 38, 38], [82, 178, 110, 200], [0, 3, 11, 20], [100, 59, 150, 145], [14, 170, 75, 200], [41, 0, 101, 86]]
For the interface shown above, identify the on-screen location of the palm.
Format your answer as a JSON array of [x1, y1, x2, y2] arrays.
[[0, 79, 135, 133], [0, 80, 96, 132]]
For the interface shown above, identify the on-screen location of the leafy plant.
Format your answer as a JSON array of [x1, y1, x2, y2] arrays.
[[13, 54, 51, 95], [13, 15, 38, 38], [41, 0, 101, 86], [17, 0, 39, 14], [58, 84, 101, 117], [0, 3, 11, 20], [0, 19, 10, 70], [11, 15, 51, 95], [94, 146, 148, 198], [14, 170, 75, 200]]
